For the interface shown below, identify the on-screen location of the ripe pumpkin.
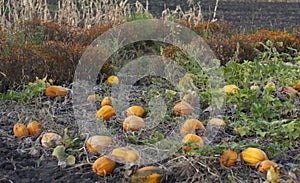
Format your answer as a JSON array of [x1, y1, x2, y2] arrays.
[[223, 84, 238, 94], [293, 80, 300, 91], [86, 136, 112, 154], [111, 147, 139, 163], [126, 106, 144, 117], [220, 150, 238, 167], [132, 166, 164, 183], [45, 85, 67, 97], [207, 118, 226, 127], [180, 119, 205, 136], [87, 95, 97, 102], [27, 121, 42, 137], [13, 123, 29, 138], [182, 92, 198, 106], [96, 105, 115, 121], [181, 134, 204, 152], [258, 160, 278, 173], [283, 86, 298, 97], [41, 132, 62, 148], [92, 156, 116, 176], [241, 147, 268, 167], [123, 116, 145, 131], [107, 75, 119, 86], [101, 97, 112, 107], [173, 101, 193, 116]]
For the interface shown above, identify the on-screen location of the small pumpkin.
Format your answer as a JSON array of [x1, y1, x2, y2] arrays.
[[13, 123, 29, 138], [173, 101, 193, 116], [92, 156, 116, 176], [220, 150, 238, 167], [107, 75, 119, 86], [126, 106, 144, 117], [207, 118, 226, 127], [27, 121, 42, 137], [181, 134, 204, 152], [293, 80, 300, 91], [111, 147, 139, 163], [123, 116, 145, 131], [96, 105, 115, 121], [241, 147, 268, 167], [257, 160, 278, 173], [101, 97, 112, 107], [250, 84, 259, 90], [86, 136, 112, 154], [45, 85, 67, 97], [180, 119, 205, 136], [41, 132, 62, 148], [182, 92, 198, 106], [132, 166, 164, 183], [283, 86, 298, 97], [87, 95, 97, 102], [223, 84, 238, 94]]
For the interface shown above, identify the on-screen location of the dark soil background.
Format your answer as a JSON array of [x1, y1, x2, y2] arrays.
[[1, 1, 300, 183]]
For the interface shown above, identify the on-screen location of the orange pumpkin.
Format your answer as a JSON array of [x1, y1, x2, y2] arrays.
[[126, 106, 145, 117], [45, 86, 67, 97], [41, 132, 62, 148], [180, 119, 205, 136], [220, 150, 238, 167], [111, 147, 139, 163], [207, 118, 226, 127], [13, 123, 29, 138], [241, 147, 268, 167], [257, 160, 278, 173], [85, 136, 112, 154], [181, 134, 204, 152], [107, 75, 119, 86], [27, 121, 42, 137], [223, 85, 238, 94], [123, 116, 145, 131], [101, 97, 112, 107], [173, 101, 193, 116], [132, 166, 164, 183], [96, 105, 115, 121], [92, 156, 116, 176], [293, 80, 300, 91]]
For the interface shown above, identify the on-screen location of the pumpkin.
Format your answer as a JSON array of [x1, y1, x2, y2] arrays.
[[132, 166, 164, 183], [13, 123, 29, 138], [101, 97, 112, 107], [92, 156, 116, 176], [250, 84, 259, 90], [107, 75, 119, 86], [123, 116, 145, 131], [257, 160, 278, 173], [126, 106, 144, 117], [241, 147, 268, 167], [293, 80, 300, 91], [264, 81, 276, 92], [180, 119, 205, 136], [207, 118, 226, 127], [85, 136, 112, 154], [41, 132, 62, 148], [111, 147, 139, 163], [181, 134, 204, 152], [283, 86, 298, 97], [182, 92, 198, 106], [223, 84, 238, 94], [87, 95, 97, 102], [45, 85, 67, 97], [96, 105, 115, 121], [173, 101, 193, 116], [27, 121, 42, 137], [220, 150, 238, 167]]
